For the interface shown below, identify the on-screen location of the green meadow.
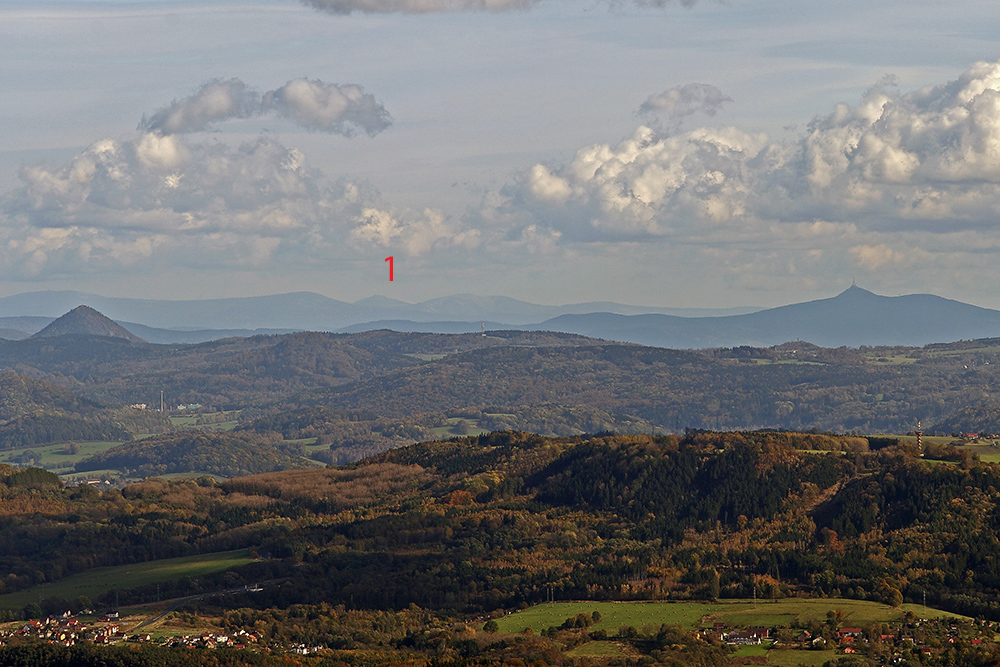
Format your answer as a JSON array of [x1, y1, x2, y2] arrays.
[[494, 598, 968, 635], [0, 549, 254, 611], [765, 650, 838, 666], [565, 641, 627, 658], [2, 440, 124, 475]]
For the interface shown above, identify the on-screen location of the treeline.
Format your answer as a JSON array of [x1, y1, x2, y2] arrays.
[[933, 403, 1000, 434], [238, 403, 662, 468], [475, 404, 658, 437], [0, 643, 321, 667]]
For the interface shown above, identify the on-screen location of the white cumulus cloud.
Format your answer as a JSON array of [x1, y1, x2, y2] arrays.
[[351, 207, 480, 255], [139, 79, 260, 135], [139, 78, 391, 137], [263, 79, 392, 136], [472, 58, 1000, 288], [0, 133, 379, 277]]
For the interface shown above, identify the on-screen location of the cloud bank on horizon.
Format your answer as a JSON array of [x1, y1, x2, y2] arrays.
[[301, 0, 695, 14], [6, 60, 1000, 294]]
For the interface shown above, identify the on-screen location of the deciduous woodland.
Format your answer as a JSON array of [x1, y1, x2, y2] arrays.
[[2, 430, 1000, 664], [9, 328, 1000, 664]]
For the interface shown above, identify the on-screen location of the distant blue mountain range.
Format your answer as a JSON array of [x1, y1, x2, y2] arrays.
[[527, 285, 1000, 348], [1, 285, 998, 348], [0, 290, 755, 333]]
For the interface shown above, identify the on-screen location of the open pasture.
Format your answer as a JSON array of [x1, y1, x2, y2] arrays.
[[566, 641, 627, 657], [494, 598, 968, 635], [765, 650, 837, 666], [169, 415, 239, 432], [0, 549, 254, 611], [2, 440, 124, 475]]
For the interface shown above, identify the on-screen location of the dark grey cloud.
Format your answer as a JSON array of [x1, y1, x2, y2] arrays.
[[638, 83, 732, 126]]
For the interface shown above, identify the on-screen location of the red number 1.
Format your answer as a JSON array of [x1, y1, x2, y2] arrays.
[[385, 256, 393, 281]]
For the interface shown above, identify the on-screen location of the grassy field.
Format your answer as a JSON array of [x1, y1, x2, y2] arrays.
[[766, 649, 837, 666], [169, 415, 239, 432], [429, 417, 491, 439], [405, 353, 449, 362], [732, 643, 770, 657], [895, 434, 956, 446], [565, 641, 626, 657], [1, 440, 125, 475], [0, 549, 254, 610], [955, 443, 1000, 464], [864, 354, 919, 365], [867, 434, 1000, 464], [494, 599, 969, 635]]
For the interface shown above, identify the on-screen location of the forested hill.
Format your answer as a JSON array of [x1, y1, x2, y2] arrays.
[[311, 340, 1000, 433], [31, 305, 145, 343], [0, 329, 593, 407], [7, 430, 1000, 626], [5, 327, 1000, 434], [74, 431, 312, 478], [0, 371, 167, 450]]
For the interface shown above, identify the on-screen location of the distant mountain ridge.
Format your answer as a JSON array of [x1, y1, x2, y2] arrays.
[[529, 285, 1000, 348], [0, 290, 758, 331], [6, 286, 1000, 348]]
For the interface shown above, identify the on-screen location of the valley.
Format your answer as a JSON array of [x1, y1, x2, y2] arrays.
[[3, 301, 1000, 665]]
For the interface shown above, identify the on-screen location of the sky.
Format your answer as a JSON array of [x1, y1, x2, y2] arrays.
[[2, 0, 1000, 309]]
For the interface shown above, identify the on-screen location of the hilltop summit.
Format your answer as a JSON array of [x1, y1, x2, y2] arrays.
[[31, 305, 145, 343]]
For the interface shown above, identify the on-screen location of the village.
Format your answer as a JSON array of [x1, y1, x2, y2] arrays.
[[0, 610, 334, 655], [704, 614, 1000, 663]]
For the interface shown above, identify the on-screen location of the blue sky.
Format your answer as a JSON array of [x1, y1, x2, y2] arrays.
[[1, 0, 1000, 309]]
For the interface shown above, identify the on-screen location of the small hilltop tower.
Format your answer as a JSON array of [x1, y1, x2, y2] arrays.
[[916, 420, 923, 454]]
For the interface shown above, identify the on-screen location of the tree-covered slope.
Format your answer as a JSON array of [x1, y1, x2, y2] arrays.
[[0, 329, 593, 408], [8, 430, 1000, 624], [10, 327, 1000, 435], [313, 342, 1000, 433], [0, 371, 168, 449], [74, 431, 312, 478]]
